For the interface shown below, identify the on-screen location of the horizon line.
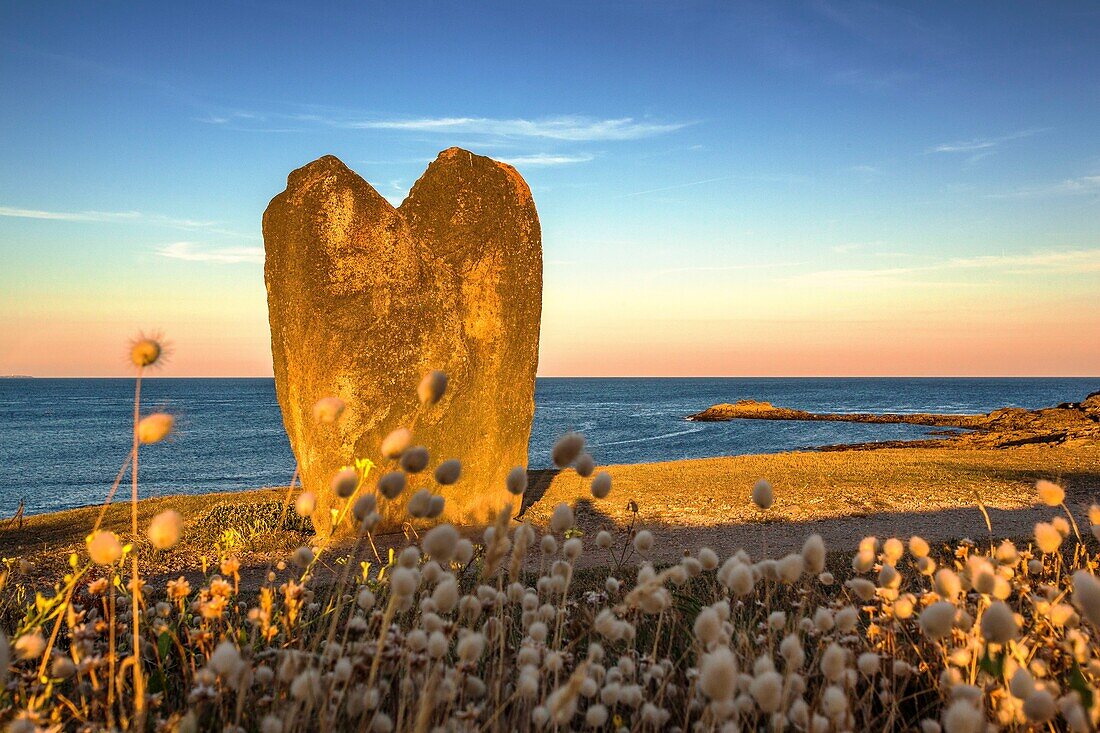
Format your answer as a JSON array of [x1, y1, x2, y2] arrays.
[[6, 374, 1099, 380]]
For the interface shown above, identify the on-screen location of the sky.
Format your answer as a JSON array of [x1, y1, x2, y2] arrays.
[[1, 1, 1098, 377]]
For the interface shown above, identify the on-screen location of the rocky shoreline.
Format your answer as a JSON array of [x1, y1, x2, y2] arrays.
[[687, 391, 1100, 449]]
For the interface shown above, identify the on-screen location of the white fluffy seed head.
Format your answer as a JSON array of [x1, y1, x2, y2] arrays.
[[380, 427, 413, 459], [137, 413, 174, 444], [801, 534, 826, 574], [352, 493, 377, 521], [909, 535, 930, 558], [1072, 570, 1100, 627], [456, 632, 485, 663], [389, 567, 419, 598], [590, 472, 612, 499], [920, 601, 956, 640], [941, 700, 983, 733], [331, 467, 359, 498], [293, 546, 314, 568], [550, 503, 575, 533], [698, 647, 738, 701], [694, 607, 724, 647], [820, 643, 847, 682], [1035, 521, 1063, 554], [551, 432, 585, 468], [857, 652, 880, 676], [1023, 689, 1056, 722], [398, 446, 430, 474], [633, 530, 654, 553], [427, 494, 445, 518], [751, 479, 774, 510], [434, 458, 462, 485], [574, 453, 595, 477], [506, 466, 528, 495], [417, 370, 448, 405], [1036, 479, 1065, 506], [979, 601, 1018, 644], [406, 489, 432, 518], [750, 671, 783, 713], [147, 510, 183, 550], [311, 396, 344, 424], [422, 523, 459, 563], [378, 471, 406, 500], [294, 491, 316, 517], [87, 530, 123, 566]]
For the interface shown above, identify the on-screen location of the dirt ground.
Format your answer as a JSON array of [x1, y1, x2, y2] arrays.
[[2, 442, 1098, 591]]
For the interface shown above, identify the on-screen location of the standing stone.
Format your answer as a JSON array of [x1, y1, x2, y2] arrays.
[[263, 148, 542, 536]]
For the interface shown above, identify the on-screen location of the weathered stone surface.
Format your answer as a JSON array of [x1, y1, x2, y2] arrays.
[[263, 148, 542, 536]]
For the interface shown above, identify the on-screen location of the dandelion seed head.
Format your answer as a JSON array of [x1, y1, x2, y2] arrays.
[[130, 336, 163, 368]]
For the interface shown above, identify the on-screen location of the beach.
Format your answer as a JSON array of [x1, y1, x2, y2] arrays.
[[5, 438, 1097, 587]]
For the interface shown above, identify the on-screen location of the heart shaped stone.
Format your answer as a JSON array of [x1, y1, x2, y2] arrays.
[[263, 148, 542, 536]]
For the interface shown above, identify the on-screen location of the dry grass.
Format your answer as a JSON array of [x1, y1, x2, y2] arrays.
[[3, 335, 1100, 731]]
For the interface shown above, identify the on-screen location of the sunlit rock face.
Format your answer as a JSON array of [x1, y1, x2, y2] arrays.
[[263, 148, 542, 536]]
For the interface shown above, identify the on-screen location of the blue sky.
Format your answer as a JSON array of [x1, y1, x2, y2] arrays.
[[1, 1, 1098, 376]]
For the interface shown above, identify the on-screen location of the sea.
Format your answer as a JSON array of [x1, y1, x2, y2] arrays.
[[0, 377, 1095, 516]]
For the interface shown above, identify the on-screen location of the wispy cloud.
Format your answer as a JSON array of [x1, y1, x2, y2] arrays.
[[988, 175, 1100, 199], [156, 242, 263, 264], [496, 153, 595, 167], [202, 112, 688, 142], [0, 205, 253, 239], [336, 115, 687, 141], [787, 247, 1100, 286], [929, 128, 1047, 154], [946, 249, 1100, 273]]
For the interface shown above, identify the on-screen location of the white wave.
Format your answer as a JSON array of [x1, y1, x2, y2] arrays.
[[592, 425, 706, 447]]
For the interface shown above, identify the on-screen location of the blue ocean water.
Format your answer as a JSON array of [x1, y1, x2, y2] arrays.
[[0, 377, 1095, 515]]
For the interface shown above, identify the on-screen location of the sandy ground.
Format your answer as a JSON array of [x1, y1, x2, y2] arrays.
[[2, 442, 1097, 589], [520, 444, 1100, 561]]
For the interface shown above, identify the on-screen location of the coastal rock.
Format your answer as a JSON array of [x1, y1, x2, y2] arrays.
[[263, 149, 542, 536], [687, 393, 1100, 450]]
